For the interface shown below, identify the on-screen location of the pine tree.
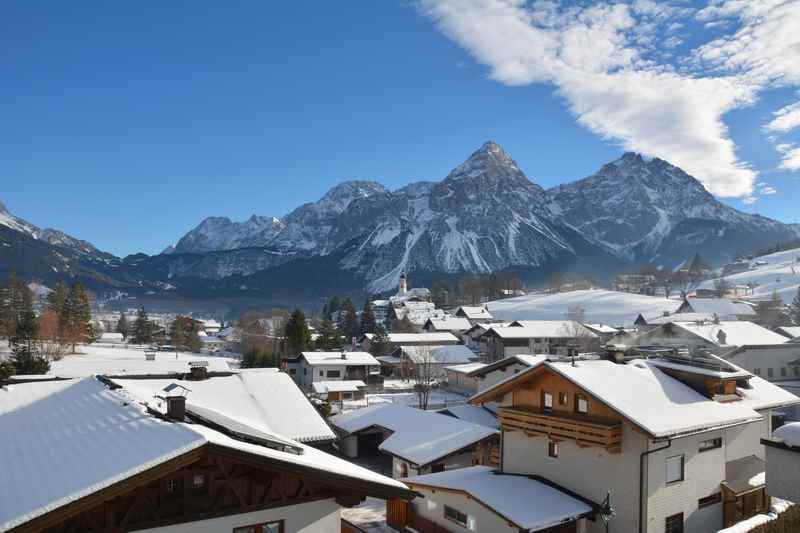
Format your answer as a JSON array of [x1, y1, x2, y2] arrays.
[[169, 316, 202, 352], [63, 282, 91, 353], [8, 281, 47, 375], [284, 309, 311, 356], [45, 281, 69, 342], [315, 319, 341, 350], [360, 299, 376, 335], [0, 274, 30, 344], [790, 287, 800, 326], [131, 307, 154, 345], [116, 313, 129, 339], [338, 298, 359, 342], [368, 325, 392, 357]]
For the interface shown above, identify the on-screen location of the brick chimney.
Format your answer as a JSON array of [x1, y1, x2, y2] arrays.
[[188, 361, 209, 380], [158, 383, 191, 421]]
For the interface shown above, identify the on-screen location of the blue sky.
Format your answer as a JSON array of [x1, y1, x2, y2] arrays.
[[2, 1, 798, 256]]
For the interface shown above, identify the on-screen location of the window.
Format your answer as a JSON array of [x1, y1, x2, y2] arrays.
[[780, 367, 787, 377], [289, 368, 296, 375], [559, 392, 568, 405], [698, 493, 722, 508], [303, 368, 307, 375], [431, 463, 445, 473], [233, 521, 283, 533], [165, 477, 181, 497], [699, 437, 722, 452], [319, 370, 324, 377], [665, 513, 684, 533], [444, 505, 468, 527], [542, 391, 553, 412], [795, 367, 800, 377], [397, 462, 408, 478], [576, 395, 588, 414], [768, 368, 773, 377], [327, 370, 341, 378], [666, 455, 685, 484], [548, 441, 558, 458], [754, 368, 761, 375], [192, 473, 206, 490]]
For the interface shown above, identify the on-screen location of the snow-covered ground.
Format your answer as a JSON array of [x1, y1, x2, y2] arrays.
[[341, 497, 394, 533], [339, 389, 468, 413], [717, 497, 793, 532], [488, 289, 680, 326], [699, 247, 800, 304]]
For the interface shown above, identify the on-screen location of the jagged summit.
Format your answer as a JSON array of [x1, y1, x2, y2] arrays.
[[446, 140, 524, 181]]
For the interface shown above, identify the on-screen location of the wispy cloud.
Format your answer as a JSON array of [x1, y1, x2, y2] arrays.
[[765, 101, 800, 133], [417, 0, 800, 198], [776, 143, 800, 171]]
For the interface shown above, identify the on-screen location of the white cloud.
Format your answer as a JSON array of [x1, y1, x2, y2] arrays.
[[760, 186, 777, 194], [742, 195, 758, 204], [776, 143, 800, 171], [765, 101, 800, 133], [418, 0, 800, 197], [418, 0, 758, 197]]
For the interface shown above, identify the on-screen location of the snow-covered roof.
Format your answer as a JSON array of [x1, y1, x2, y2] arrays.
[[641, 312, 716, 325], [44, 345, 235, 377], [488, 289, 679, 326], [114, 369, 336, 443], [300, 351, 380, 366], [438, 405, 499, 429], [425, 316, 472, 331], [777, 326, 800, 339], [582, 323, 620, 334], [404, 466, 592, 530], [312, 380, 367, 394], [772, 422, 800, 447], [386, 332, 459, 344], [444, 362, 487, 374], [664, 321, 789, 347], [399, 344, 476, 364], [0, 377, 410, 531], [485, 320, 597, 339], [473, 359, 771, 438], [456, 306, 494, 320], [467, 354, 547, 377], [679, 298, 755, 317], [330, 404, 498, 466], [736, 374, 800, 412], [99, 332, 124, 342]]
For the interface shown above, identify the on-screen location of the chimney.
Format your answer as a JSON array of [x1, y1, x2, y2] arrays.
[[159, 383, 191, 421], [166, 396, 186, 421], [188, 361, 209, 380], [341, 351, 347, 360]]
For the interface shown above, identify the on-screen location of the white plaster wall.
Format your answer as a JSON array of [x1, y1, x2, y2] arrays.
[[140, 498, 341, 533], [644, 430, 727, 533], [725, 345, 800, 382], [339, 435, 358, 458], [725, 417, 769, 461], [411, 486, 517, 533], [765, 446, 800, 502], [476, 363, 528, 393], [502, 425, 646, 533]]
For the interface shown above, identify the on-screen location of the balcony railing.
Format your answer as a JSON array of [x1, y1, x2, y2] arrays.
[[499, 407, 623, 453]]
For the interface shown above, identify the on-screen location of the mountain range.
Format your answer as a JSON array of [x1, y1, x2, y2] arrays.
[[2, 142, 798, 303]]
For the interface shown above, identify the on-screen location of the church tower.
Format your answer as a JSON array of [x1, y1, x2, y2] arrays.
[[398, 271, 408, 295]]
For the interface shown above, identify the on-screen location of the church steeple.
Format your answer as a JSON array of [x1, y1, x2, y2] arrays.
[[398, 271, 408, 295]]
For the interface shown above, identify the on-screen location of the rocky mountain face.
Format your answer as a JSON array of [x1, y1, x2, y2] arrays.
[[3, 142, 798, 299], [548, 153, 799, 265]]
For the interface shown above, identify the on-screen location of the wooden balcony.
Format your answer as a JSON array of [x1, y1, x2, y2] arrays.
[[499, 407, 623, 453]]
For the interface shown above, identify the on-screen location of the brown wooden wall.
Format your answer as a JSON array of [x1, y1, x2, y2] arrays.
[[32, 450, 338, 533], [511, 367, 623, 425]]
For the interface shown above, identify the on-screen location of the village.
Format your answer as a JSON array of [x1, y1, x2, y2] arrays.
[[2, 245, 800, 533]]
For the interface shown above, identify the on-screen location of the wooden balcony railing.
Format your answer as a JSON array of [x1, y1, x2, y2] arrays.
[[499, 407, 623, 453]]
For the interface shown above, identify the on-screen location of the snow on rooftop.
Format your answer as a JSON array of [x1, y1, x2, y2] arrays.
[[330, 404, 497, 466], [773, 422, 800, 447], [457, 306, 493, 319], [438, 405, 499, 429], [312, 380, 367, 394], [778, 326, 800, 339], [425, 316, 472, 331], [45, 344, 235, 377], [0, 378, 206, 532], [680, 298, 755, 317], [404, 466, 591, 530], [400, 344, 476, 364], [387, 332, 459, 344], [445, 362, 487, 374], [488, 320, 597, 339], [0, 377, 410, 530], [488, 289, 679, 326], [669, 321, 789, 346], [301, 351, 380, 366], [114, 369, 336, 443]]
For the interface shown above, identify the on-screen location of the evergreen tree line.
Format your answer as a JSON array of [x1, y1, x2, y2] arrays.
[[0, 276, 94, 379], [430, 272, 524, 309]]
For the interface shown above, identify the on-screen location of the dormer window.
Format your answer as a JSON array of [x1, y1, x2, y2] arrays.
[[575, 394, 588, 414]]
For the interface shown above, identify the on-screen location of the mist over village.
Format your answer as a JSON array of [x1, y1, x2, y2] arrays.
[[3, 1, 800, 533]]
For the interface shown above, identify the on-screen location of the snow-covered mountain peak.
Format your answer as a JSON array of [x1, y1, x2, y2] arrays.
[[445, 140, 529, 184], [312, 180, 388, 214]]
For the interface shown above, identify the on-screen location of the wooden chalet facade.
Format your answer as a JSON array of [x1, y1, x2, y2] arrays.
[[12, 442, 413, 533]]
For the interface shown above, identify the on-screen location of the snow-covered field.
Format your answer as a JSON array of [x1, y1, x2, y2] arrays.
[[488, 289, 679, 326], [699, 247, 800, 304]]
